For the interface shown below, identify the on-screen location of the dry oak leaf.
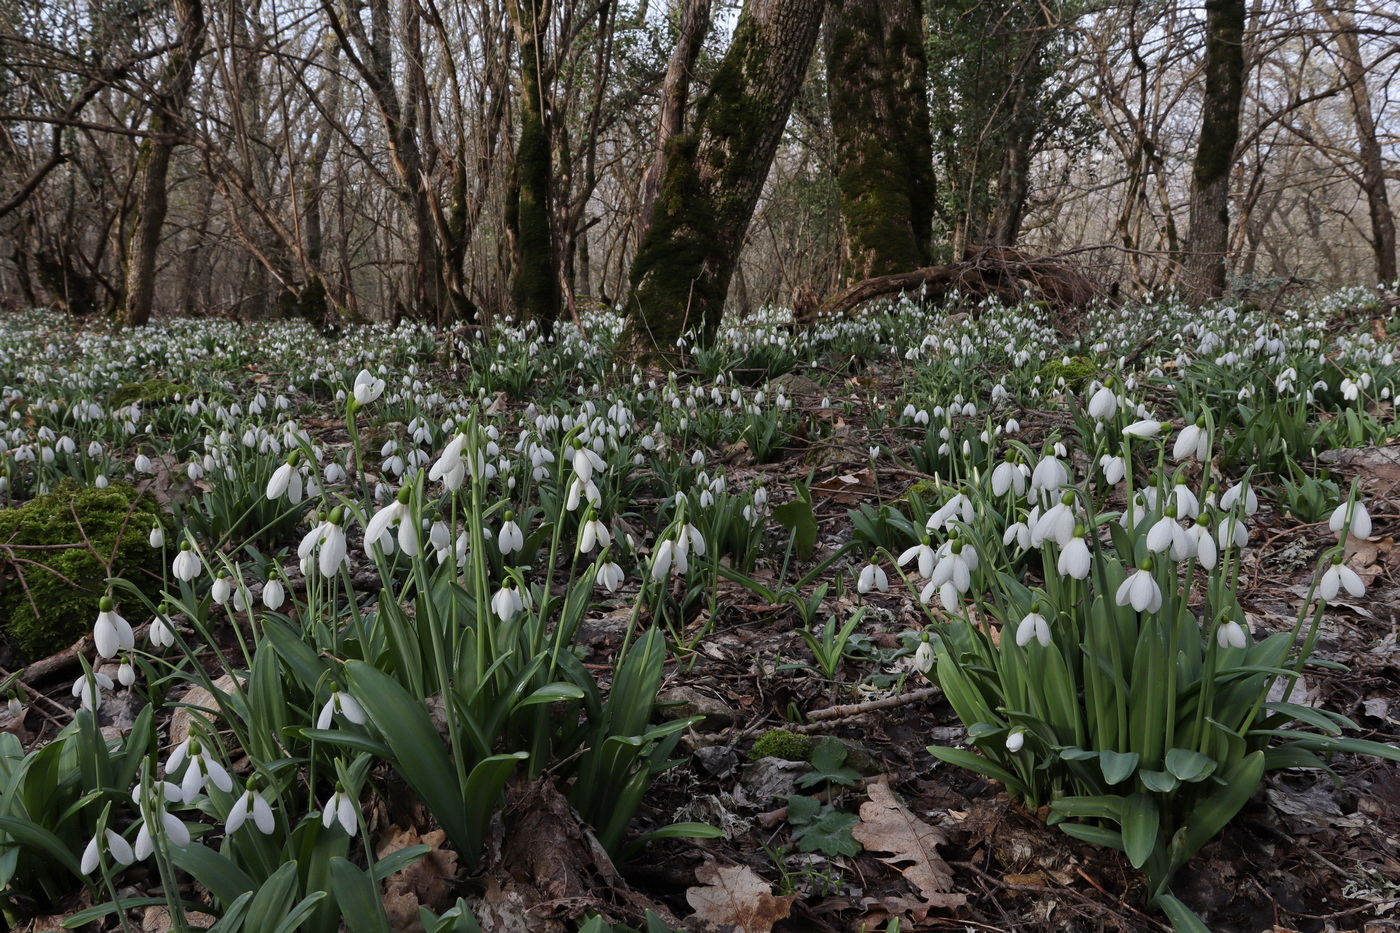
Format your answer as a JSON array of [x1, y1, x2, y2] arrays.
[[851, 781, 967, 908], [685, 861, 796, 933]]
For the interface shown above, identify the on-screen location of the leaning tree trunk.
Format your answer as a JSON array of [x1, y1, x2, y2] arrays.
[[1312, 0, 1396, 285], [1181, 0, 1246, 302], [119, 0, 205, 327], [825, 0, 935, 280], [626, 0, 825, 352]]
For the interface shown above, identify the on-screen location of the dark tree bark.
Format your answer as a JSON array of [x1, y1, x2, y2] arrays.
[[987, 4, 1051, 247], [505, 0, 562, 332], [1181, 0, 1247, 301], [119, 0, 205, 327], [825, 0, 935, 280], [626, 0, 825, 351]]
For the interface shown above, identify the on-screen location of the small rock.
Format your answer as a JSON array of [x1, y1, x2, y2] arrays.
[[658, 686, 735, 732], [170, 674, 244, 745]]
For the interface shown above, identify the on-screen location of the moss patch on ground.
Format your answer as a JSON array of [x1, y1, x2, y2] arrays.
[[0, 481, 169, 663], [111, 378, 190, 408]]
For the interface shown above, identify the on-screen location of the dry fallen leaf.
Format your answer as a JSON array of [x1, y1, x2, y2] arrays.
[[376, 826, 459, 929], [685, 861, 796, 933], [851, 781, 967, 908]]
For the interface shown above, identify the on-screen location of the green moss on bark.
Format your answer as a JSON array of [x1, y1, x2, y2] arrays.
[[0, 481, 169, 664]]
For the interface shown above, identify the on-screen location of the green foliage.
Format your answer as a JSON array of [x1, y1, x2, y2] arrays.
[[784, 795, 861, 857], [0, 480, 168, 663], [796, 737, 861, 788], [1037, 356, 1097, 394], [772, 481, 816, 559], [750, 729, 812, 762], [110, 378, 190, 408]]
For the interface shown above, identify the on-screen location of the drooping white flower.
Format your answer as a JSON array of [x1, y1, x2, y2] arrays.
[[1329, 501, 1372, 540], [597, 561, 625, 593], [1217, 515, 1249, 549], [1123, 419, 1164, 439], [651, 539, 675, 581], [71, 671, 114, 712], [262, 578, 285, 611], [991, 459, 1028, 497], [81, 829, 134, 874], [172, 543, 201, 582], [1173, 420, 1210, 462], [1098, 454, 1126, 485], [1031, 495, 1077, 548], [580, 518, 611, 554], [226, 784, 276, 835], [93, 598, 135, 659], [1219, 482, 1258, 517], [498, 513, 525, 555], [491, 583, 524, 622], [1015, 606, 1051, 648], [352, 369, 385, 405], [179, 740, 234, 801], [1190, 521, 1218, 570], [912, 636, 933, 674], [1217, 620, 1248, 650], [323, 785, 358, 835], [1172, 483, 1200, 520], [1319, 558, 1365, 601], [897, 539, 937, 579], [1006, 729, 1026, 753], [117, 658, 136, 687], [148, 525, 165, 548], [1087, 384, 1118, 420], [858, 560, 889, 594], [1115, 565, 1162, 613], [317, 685, 368, 730], [211, 574, 232, 606], [1058, 533, 1092, 579], [266, 454, 303, 503], [1030, 454, 1068, 496]]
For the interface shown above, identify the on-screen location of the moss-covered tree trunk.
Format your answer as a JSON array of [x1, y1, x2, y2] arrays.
[[119, 0, 205, 327], [626, 0, 825, 352], [825, 0, 934, 281], [506, 0, 562, 333], [1181, 0, 1246, 302]]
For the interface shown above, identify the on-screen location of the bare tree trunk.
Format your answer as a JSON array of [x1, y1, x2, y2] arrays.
[[626, 0, 825, 351], [636, 0, 712, 242], [119, 0, 205, 326], [1311, 0, 1396, 285], [825, 0, 934, 280], [1182, 0, 1247, 301]]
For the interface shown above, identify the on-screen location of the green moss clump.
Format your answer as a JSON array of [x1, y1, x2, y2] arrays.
[[1037, 357, 1097, 394], [749, 728, 812, 762], [0, 481, 169, 663], [111, 378, 190, 408]]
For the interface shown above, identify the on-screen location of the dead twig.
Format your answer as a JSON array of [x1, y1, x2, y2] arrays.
[[794, 686, 939, 733]]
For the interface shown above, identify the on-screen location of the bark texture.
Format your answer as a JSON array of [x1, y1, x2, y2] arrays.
[[626, 0, 825, 352], [119, 0, 205, 327], [825, 0, 934, 280], [1181, 0, 1246, 301]]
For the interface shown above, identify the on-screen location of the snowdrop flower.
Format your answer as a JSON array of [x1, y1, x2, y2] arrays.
[[149, 606, 177, 648], [1217, 620, 1248, 650], [1123, 419, 1165, 439], [1217, 515, 1249, 549], [1173, 418, 1210, 462], [134, 453, 153, 474], [651, 538, 676, 581], [1146, 510, 1192, 560], [491, 582, 524, 622], [352, 369, 385, 405], [226, 782, 276, 835], [72, 670, 114, 712], [117, 657, 136, 687], [1190, 521, 1218, 570], [1329, 500, 1372, 540], [898, 537, 937, 579], [1030, 454, 1068, 496], [93, 597, 135, 659], [317, 684, 368, 729], [266, 451, 303, 503], [322, 785, 358, 835], [1115, 562, 1162, 613], [1219, 482, 1258, 516], [262, 578, 285, 611], [172, 542, 201, 582], [1003, 516, 1032, 551], [211, 573, 232, 605], [364, 489, 420, 557], [1015, 604, 1051, 648], [991, 458, 1028, 497], [930, 538, 977, 592], [597, 560, 625, 593], [1172, 483, 1200, 520], [132, 784, 190, 858], [1098, 454, 1126, 485], [1031, 493, 1077, 547], [148, 525, 165, 548], [1058, 529, 1092, 579], [315, 509, 350, 578], [81, 829, 134, 875], [912, 635, 933, 674], [1319, 556, 1365, 600], [858, 559, 889, 594], [1006, 729, 1026, 753], [498, 512, 525, 555], [7, 695, 21, 719], [178, 740, 234, 801], [927, 492, 974, 533], [1088, 383, 1118, 420], [580, 517, 611, 554]]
